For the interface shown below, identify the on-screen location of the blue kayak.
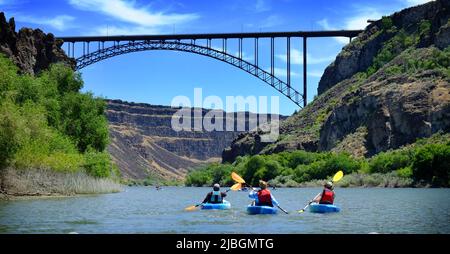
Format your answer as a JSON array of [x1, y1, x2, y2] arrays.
[[247, 205, 278, 215], [309, 203, 340, 213], [201, 200, 231, 210]]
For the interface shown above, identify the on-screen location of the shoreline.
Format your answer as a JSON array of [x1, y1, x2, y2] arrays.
[[0, 168, 123, 201], [0, 191, 122, 201], [2, 184, 446, 201]]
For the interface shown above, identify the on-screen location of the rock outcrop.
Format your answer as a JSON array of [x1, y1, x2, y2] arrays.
[[222, 0, 450, 162], [107, 100, 283, 180], [0, 12, 75, 75], [318, 0, 450, 95]]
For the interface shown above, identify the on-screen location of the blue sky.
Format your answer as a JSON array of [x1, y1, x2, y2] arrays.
[[0, 0, 432, 115]]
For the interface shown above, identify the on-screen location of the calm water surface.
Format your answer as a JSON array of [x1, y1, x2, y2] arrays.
[[1, 187, 449, 233]]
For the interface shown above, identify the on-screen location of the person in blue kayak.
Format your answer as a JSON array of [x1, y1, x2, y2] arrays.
[[202, 183, 227, 204], [311, 181, 335, 204], [248, 180, 279, 207]]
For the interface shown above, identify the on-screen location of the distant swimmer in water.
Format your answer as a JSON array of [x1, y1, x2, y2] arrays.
[[156, 185, 162, 190]]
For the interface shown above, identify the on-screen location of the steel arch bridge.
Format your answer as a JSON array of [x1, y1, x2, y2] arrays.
[[58, 30, 362, 108]]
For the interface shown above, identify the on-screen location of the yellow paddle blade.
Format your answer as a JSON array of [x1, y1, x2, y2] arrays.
[[298, 210, 305, 213], [185, 205, 198, 211], [333, 170, 344, 182], [230, 183, 241, 191], [231, 172, 246, 184]]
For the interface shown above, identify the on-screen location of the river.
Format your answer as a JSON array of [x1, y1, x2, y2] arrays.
[[0, 187, 449, 234]]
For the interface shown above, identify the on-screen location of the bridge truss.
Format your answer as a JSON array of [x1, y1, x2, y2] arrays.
[[58, 30, 362, 107]]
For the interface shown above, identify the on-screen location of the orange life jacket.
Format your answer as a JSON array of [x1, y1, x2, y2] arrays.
[[257, 189, 273, 207], [320, 189, 334, 204]]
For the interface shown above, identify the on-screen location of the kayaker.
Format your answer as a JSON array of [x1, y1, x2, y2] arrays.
[[248, 180, 279, 207], [311, 181, 335, 204], [202, 183, 227, 204]]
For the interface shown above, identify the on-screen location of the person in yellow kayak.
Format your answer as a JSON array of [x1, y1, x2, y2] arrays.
[[311, 181, 335, 204], [202, 183, 227, 204], [248, 180, 279, 207]]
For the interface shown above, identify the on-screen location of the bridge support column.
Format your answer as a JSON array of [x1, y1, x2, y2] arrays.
[[287, 37, 291, 98], [303, 37, 307, 107], [239, 38, 243, 67], [271, 37, 274, 87], [254, 38, 258, 74]]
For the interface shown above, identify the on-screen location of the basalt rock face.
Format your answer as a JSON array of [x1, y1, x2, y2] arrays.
[[106, 100, 283, 180], [320, 67, 450, 157], [318, 0, 450, 95], [222, 0, 450, 162], [0, 12, 75, 75]]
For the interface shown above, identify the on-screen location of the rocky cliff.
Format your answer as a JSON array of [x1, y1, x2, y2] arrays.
[[318, 0, 450, 94], [106, 100, 283, 181], [222, 0, 450, 162], [0, 12, 75, 75]]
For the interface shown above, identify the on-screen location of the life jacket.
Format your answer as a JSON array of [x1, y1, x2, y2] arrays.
[[257, 189, 273, 207], [210, 191, 223, 203], [319, 189, 334, 204]]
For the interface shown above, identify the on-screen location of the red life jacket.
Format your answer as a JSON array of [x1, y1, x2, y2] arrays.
[[257, 189, 273, 207], [320, 189, 334, 204]]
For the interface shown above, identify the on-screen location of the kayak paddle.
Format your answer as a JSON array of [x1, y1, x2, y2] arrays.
[[298, 201, 313, 213], [228, 183, 242, 192], [231, 172, 246, 184], [231, 172, 289, 214], [185, 203, 203, 211], [298, 170, 344, 213], [276, 205, 289, 214]]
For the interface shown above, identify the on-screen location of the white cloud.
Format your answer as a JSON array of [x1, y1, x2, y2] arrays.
[[89, 25, 160, 36], [402, 0, 434, 7], [264, 67, 322, 78], [308, 70, 324, 78], [317, 1, 434, 45], [69, 0, 199, 28], [233, 51, 253, 62], [265, 67, 300, 78], [260, 15, 283, 29], [276, 49, 335, 65], [317, 6, 382, 44], [17, 15, 75, 31], [253, 0, 270, 13]]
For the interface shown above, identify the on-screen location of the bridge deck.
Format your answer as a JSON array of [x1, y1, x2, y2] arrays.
[[57, 30, 363, 42]]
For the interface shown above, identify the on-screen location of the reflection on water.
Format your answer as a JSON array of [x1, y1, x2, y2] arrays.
[[0, 187, 449, 233]]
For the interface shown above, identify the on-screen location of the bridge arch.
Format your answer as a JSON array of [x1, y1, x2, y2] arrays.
[[75, 40, 303, 107]]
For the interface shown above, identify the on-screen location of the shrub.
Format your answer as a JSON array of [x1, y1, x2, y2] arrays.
[[83, 150, 112, 178], [411, 143, 450, 187], [381, 16, 394, 30], [0, 101, 26, 169], [59, 92, 109, 153], [185, 168, 213, 187], [368, 150, 411, 173], [396, 167, 413, 178], [418, 20, 431, 38]]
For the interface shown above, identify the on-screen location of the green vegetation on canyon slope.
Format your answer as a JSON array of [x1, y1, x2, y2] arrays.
[[186, 133, 450, 187], [0, 54, 121, 195]]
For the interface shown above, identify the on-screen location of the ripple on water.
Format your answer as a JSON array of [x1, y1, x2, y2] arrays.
[[64, 219, 99, 225]]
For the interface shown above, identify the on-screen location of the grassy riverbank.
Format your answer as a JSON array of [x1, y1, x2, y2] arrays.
[[1, 167, 122, 198], [186, 133, 450, 188], [0, 54, 122, 197]]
